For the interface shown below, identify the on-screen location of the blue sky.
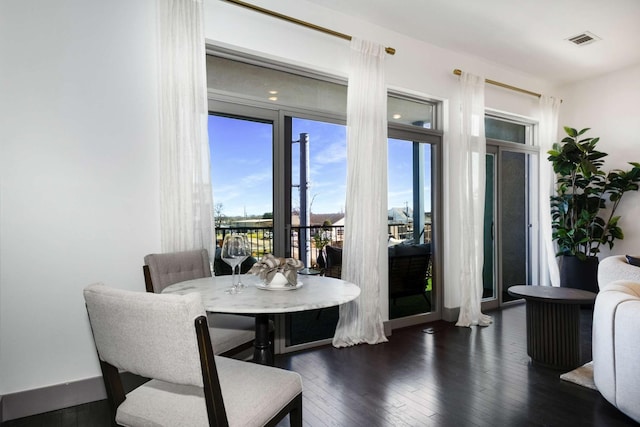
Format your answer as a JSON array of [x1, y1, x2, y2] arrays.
[[208, 115, 431, 218]]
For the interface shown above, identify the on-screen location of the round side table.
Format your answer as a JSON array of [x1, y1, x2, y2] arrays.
[[508, 285, 596, 370]]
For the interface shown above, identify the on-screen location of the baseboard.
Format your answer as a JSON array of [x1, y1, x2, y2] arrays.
[[442, 306, 460, 322], [1, 375, 107, 422], [383, 320, 393, 336]]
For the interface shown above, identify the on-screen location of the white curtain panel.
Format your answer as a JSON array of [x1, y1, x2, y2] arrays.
[[452, 72, 492, 327], [157, 0, 214, 257], [333, 38, 388, 347], [538, 95, 561, 287]]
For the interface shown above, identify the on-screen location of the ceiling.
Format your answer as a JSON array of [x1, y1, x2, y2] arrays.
[[303, 0, 640, 85]]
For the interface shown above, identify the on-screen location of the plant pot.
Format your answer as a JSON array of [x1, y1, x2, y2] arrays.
[[559, 255, 599, 293]]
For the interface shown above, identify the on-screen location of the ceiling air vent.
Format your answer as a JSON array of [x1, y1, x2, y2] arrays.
[[567, 31, 601, 46]]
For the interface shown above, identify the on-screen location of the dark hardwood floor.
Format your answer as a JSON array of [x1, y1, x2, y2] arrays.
[[3, 304, 637, 426]]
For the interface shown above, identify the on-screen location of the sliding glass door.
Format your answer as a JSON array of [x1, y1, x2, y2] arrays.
[[500, 150, 531, 301], [206, 52, 442, 353], [483, 150, 497, 302], [285, 116, 346, 347], [386, 126, 441, 329], [387, 138, 434, 320], [483, 142, 538, 308]]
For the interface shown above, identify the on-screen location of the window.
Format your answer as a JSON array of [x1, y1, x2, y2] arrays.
[[485, 115, 531, 144], [209, 114, 274, 254], [206, 50, 442, 348]]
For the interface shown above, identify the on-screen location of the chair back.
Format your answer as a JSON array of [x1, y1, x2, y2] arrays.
[[388, 243, 431, 299], [324, 245, 343, 278], [213, 247, 257, 276], [144, 249, 212, 293], [84, 283, 206, 386]]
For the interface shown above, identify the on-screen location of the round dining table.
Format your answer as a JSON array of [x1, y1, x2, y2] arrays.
[[162, 273, 360, 365]]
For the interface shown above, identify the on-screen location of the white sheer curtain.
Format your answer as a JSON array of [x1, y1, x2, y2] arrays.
[[539, 95, 561, 287], [451, 72, 492, 327], [157, 0, 214, 257], [333, 38, 388, 347]]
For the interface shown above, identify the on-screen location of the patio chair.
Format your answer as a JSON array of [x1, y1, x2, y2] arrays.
[[323, 245, 343, 279], [83, 283, 302, 427], [143, 249, 257, 357], [213, 245, 257, 276], [388, 243, 431, 305]]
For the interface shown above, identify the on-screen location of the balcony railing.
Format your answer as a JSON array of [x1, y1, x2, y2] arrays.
[[216, 223, 431, 268]]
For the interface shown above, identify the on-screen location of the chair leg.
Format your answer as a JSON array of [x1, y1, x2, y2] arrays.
[[289, 394, 303, 427], [269, 329, 275, 357], [265, 392, 302, 427], [99, 361, 126, 427]]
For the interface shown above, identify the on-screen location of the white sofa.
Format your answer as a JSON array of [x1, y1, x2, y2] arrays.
[[597, 255, 640, 289], [593, 255, 640, 422]]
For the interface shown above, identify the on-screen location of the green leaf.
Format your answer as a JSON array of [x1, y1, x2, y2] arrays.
[[611, 228, 624, 239], [548, 125, 640, 257]]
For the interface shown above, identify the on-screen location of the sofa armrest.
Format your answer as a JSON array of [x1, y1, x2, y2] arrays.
[[598, 255, 640, 290]]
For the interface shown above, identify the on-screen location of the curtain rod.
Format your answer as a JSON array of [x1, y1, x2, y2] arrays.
[[223, 0, 396, 55], [453, 69, 542, 98]]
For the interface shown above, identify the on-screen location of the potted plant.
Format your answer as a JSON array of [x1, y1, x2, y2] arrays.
[[312, 219, 333, 269], [548, 126, 640, 292]]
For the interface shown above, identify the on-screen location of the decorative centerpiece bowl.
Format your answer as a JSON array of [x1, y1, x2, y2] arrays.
[[268, 272, 290, 288], [248, 254, 304, 288]]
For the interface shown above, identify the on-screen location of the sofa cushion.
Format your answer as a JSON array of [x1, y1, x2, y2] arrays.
[[625, 254, 640, 267]]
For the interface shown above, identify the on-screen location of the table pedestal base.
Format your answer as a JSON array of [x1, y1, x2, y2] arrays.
[[253, 314, 273, 366], [525, 300, 581, 370]]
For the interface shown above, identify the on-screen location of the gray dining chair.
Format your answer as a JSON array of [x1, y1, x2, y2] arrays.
[[83, 283, 302, 427], [143, 249, 259, 357]]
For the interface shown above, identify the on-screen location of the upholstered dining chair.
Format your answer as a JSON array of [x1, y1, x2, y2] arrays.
[[143, 249, 258, 357], [83, 283, 303, 427]]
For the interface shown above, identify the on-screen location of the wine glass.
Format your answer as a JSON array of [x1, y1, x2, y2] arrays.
[[235, 234, 251, 289], [221, 233, 249, 294]]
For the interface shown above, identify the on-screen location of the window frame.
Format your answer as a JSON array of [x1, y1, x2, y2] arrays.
[[482, 112, 541, 312], [485, 111, 534, 146], [206, 45, 444, 348]]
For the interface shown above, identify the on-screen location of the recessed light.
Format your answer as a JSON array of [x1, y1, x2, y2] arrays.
[[269, 90, 278, 95], [392, 114, 402, 120], [268, 96, 278, 101]]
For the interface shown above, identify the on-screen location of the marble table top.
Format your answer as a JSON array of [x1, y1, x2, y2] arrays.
[[161, 274, 361, 314]]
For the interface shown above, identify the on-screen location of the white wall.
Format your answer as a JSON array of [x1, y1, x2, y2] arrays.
[[204, 0, 556, 310], [0, 0, 160, 396], [558, 64, 640, 259]]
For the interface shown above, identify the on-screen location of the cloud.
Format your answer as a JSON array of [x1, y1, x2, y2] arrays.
[[311, 141, 347, 165], [241, 169, 271, 186]]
